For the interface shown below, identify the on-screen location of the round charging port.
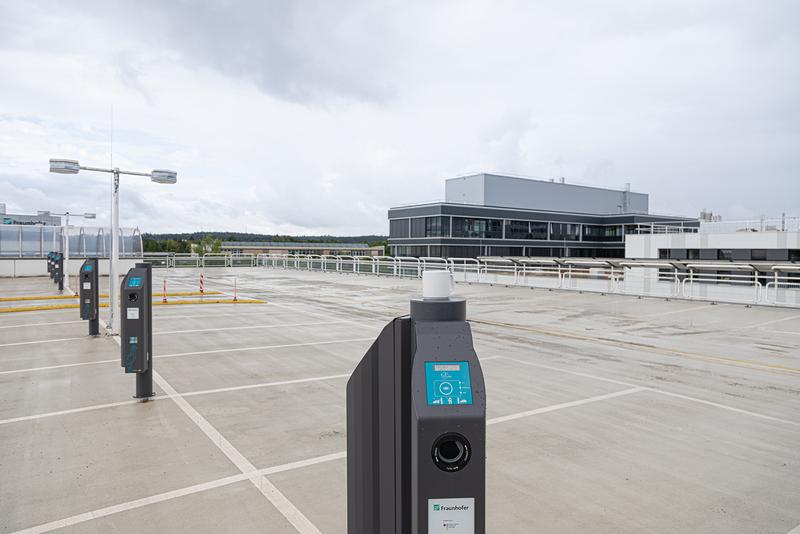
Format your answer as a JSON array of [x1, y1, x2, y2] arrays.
[[432, 433, 471, 472]]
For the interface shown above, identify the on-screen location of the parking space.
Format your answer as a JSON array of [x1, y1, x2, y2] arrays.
[[1, 268, 799, 533]]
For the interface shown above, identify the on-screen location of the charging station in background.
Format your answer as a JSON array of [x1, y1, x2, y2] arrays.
[[347, 271, 486, 534], [121, 262, 154, 400], [50, 252, 64, 291], [79, 258, 100, 336]]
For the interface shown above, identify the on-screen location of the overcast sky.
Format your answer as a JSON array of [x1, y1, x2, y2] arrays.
[[0, 0, 797, 235]]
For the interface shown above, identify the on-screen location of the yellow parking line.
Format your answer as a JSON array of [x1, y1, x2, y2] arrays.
[[0, 298, 265, 313], [0, 291, 222, 302]]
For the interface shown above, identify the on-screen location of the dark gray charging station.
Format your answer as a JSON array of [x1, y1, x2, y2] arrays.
[[121, 262, 154, 400], [79, 258, 100, 336], [347, 272, 486, 534], [52, 252, 64, 291]]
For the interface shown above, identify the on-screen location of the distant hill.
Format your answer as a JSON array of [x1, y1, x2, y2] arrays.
[[142, 232, 387, 243]]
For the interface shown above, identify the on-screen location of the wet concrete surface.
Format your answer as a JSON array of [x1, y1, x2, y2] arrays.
[[0, 269, 798, 533]]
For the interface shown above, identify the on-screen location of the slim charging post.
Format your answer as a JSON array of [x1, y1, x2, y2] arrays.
[[79, 258, 100, 336], [347, 271, 486, 533], [55, 253, 64, 291], [120, 262, 154, 400]]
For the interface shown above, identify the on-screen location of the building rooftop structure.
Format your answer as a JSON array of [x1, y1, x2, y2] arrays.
[[444, 173, 648, 214], [1, 204, 62, 226], [388, 173, 697, 259]]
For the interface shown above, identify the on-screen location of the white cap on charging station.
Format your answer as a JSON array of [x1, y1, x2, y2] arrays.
[[422, 271, 453, 299]]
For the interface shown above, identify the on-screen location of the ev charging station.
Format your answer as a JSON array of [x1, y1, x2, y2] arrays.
[[79, 258, 100, 336], [120, 263, 154, 400], [52, 252, 64, 291], [347, 271, 486, 534]]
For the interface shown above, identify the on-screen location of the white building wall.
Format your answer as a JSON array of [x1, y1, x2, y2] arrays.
[[625, 232, 800, 258]]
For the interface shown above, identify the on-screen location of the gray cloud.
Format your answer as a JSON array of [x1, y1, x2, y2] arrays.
[[0, 0, 798, 233]]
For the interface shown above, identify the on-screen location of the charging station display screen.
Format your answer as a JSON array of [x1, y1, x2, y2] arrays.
[[127, 276, 143, 288], [425, 361, 473, 406], [82, 264, 93, 272]]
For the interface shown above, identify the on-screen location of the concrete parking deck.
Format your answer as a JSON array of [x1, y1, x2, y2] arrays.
[[1, 268, 799, 533]]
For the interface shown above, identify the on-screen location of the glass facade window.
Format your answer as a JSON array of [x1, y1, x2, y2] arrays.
[[425, 216, 450, 237], [687, 249, 700, 260], [452, 218, 502, 238], [790, 250, 800, 262], [389, 219, 409, 238], [583, 225, 623, 242], [751, 249, 767, 261], [502, 221, 548, 240], [550, 223, 580, 241], [504, 220, 530, 239], [718, 249, 733, 261], [410, 218, 426, 238], [658, 249, 670, 259], [530, 222, 548, 240]]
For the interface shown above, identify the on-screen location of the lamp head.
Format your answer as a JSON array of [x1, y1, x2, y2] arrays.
[[151, 170, 177, 184], [49, 159, 80, 174]]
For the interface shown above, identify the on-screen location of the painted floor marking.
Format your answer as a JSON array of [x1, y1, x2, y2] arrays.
[[749, 313, 800, 328], [0, 336, 86, 348], [0, 373, 351, 426], [181, 373, 350, 398], [157, 337, 373, 360], [8, 369, 654, 533], [639, 303, 718, 318], [9, 451, 345, 534], [487, 387, 645, 425], [152, 370, 322, 534], [99, 318, 322, 534], [0, 337, 370, 375], [0, 358, 117, 376], [154, 319, 352, 335], [502, 357, 800, 427], [762, 328, 800, 337], [0, 319, 83, 330]]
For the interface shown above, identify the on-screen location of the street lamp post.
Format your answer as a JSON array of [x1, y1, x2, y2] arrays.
[[49, 210, 96, 294], [49, 159, 177, 334]]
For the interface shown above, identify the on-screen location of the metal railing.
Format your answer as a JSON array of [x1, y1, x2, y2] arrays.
[[0, 224, 142, 258], [253, 254, 800, 308], [700, 216, 799, 233]]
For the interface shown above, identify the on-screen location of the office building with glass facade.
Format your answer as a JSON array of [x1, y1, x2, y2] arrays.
[[388, 173, 698, 258]]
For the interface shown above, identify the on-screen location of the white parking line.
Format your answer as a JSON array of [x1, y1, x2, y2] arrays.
[[0, 336, 86, 348], [99, 318, 322, 534], [0, 373, 352, 426], [9, 451, 346, 534], [153, 370, 322, 533], [0, 358, 117, 376], [181, 374, 349, 398], [0, 319, 83, 330], [488, 387, 646, 425], [157, 338, 373, 360], [761, 328, 800, 337], [154, 320, 351, 336], [502, 357, 800, 427], [0, 337, 371, 376], [7, 372, 652, 533], [639, 303, 717, 318], [750, 314, 800, 328]]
